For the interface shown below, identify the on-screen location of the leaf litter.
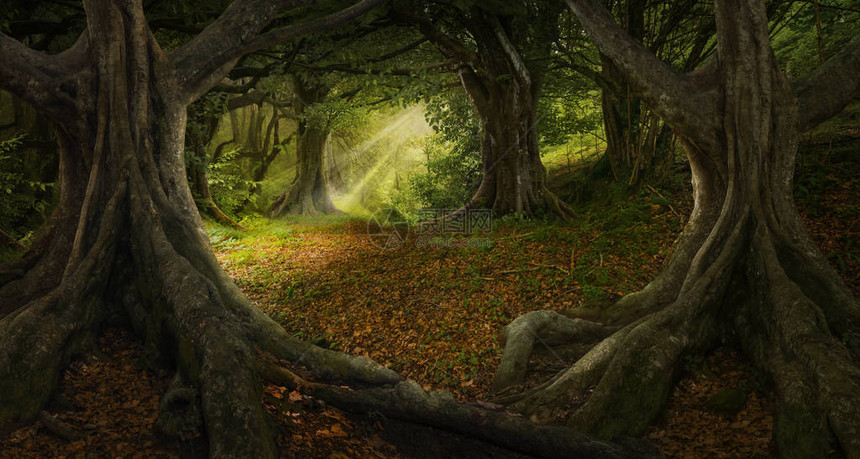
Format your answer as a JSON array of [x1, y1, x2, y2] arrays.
[[1, 153, 856, 457]]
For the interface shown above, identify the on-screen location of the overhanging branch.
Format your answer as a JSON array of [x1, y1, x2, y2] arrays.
[[291, 59, 458, 76], [564, 0, 719, 142], [391, 9, 482, 69], [794, 34, 860, 132], [0, 32, 87, 123], [170, 0, 384, 104], [238, 0, 386, 58]]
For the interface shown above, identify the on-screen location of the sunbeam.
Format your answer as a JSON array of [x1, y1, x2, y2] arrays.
[[330, 105, 433, 215]]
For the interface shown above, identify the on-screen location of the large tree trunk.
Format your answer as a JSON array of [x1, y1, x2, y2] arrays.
[[10, 1, 637, 458], [407, 5, 571, 219], [271, 77, 338, 217], [271, 123, 337, 217], [0, 1, 394, 456], [589, 0, 715, 188], [2, 0, 641, 456], [0, 3, 271, 455], [495, 1, 860, 456], [464, 8, 572, 219], [461, 74, 566, 217]]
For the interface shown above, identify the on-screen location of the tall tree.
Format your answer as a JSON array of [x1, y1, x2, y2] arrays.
[[595, 0, 714, 185], [271, 74, 340, 216], [554, 0, 717, 185], [267, 23, 444, 216], [395, 0, 572, 218], [492, 0, 860, 455], [221, 87, 294, 214], [0, 1, 392, 456]]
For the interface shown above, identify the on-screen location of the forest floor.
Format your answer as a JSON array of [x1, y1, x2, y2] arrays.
[[1, 135, 857, 457]]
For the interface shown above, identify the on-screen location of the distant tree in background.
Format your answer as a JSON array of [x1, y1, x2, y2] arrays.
[[394, 0, 573, 219]]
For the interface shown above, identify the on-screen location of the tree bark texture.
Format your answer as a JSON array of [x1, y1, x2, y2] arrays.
[[2, 1, 630, 458], [406, 5, 572, 218], [0, 1, 406, 457], [270, 77, 338, 217], [492, 1, 860, 456]]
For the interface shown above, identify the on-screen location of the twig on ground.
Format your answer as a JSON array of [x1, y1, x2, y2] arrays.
[[645, 184, 682, 219]]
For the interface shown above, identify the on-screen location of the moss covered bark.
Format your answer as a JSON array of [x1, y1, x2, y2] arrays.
[[493, 0, 860, 455]]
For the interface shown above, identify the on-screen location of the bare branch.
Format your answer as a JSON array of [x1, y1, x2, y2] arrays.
[[795, 34, 860, 132], [227, 90, 266, 111], [170, 0, 385, 103], [563, 0, 719, 142], [552, 40, 612, 91], [366, 37, 427, 63]]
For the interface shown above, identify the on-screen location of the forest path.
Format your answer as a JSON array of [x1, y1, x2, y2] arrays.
[[1, 138, 856, 457]]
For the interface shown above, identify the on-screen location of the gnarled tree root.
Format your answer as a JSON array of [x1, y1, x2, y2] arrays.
[[491, 310, 615, 394], [258, 360, 651, 459], [1, 172, 640, 458], [492, 225, 860, 457]]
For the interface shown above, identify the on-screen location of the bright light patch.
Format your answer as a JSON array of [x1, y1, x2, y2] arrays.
[[331, 105, 432, 216]]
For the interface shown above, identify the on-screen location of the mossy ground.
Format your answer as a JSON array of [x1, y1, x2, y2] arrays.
[[1, 127, 855, 457]]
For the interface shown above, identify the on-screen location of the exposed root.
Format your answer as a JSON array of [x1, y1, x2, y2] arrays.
[[506, 323, 634, 418], [198, 197, 245, 230], [495, 214, 744, 439], [493, 213, 860, 456], [242, 301, 404, 386], [565, 309, 702, 439], [0, 182, 125, 426], [735, 228, 860, 457], [123, 167, 278, 458], [256, 359, 650, 459], [542, 185, 575, 222], [492, 310, 614, 394], [270, 188, 340, 218], [494, 305, 704, 439], [38, 410, 83, 442], [155, 373, 203, 440]]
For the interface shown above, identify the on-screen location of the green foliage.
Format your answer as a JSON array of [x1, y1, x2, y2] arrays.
[[382, 184, 424, 225], [404, 91, 482, 212], [409, 136, 481, 211], [300, 92, 367, 132], [208, 147, 261, 218], [539, 89, 603, 147], [772, 1, 860, 78], [0, 133, 55, 239]]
